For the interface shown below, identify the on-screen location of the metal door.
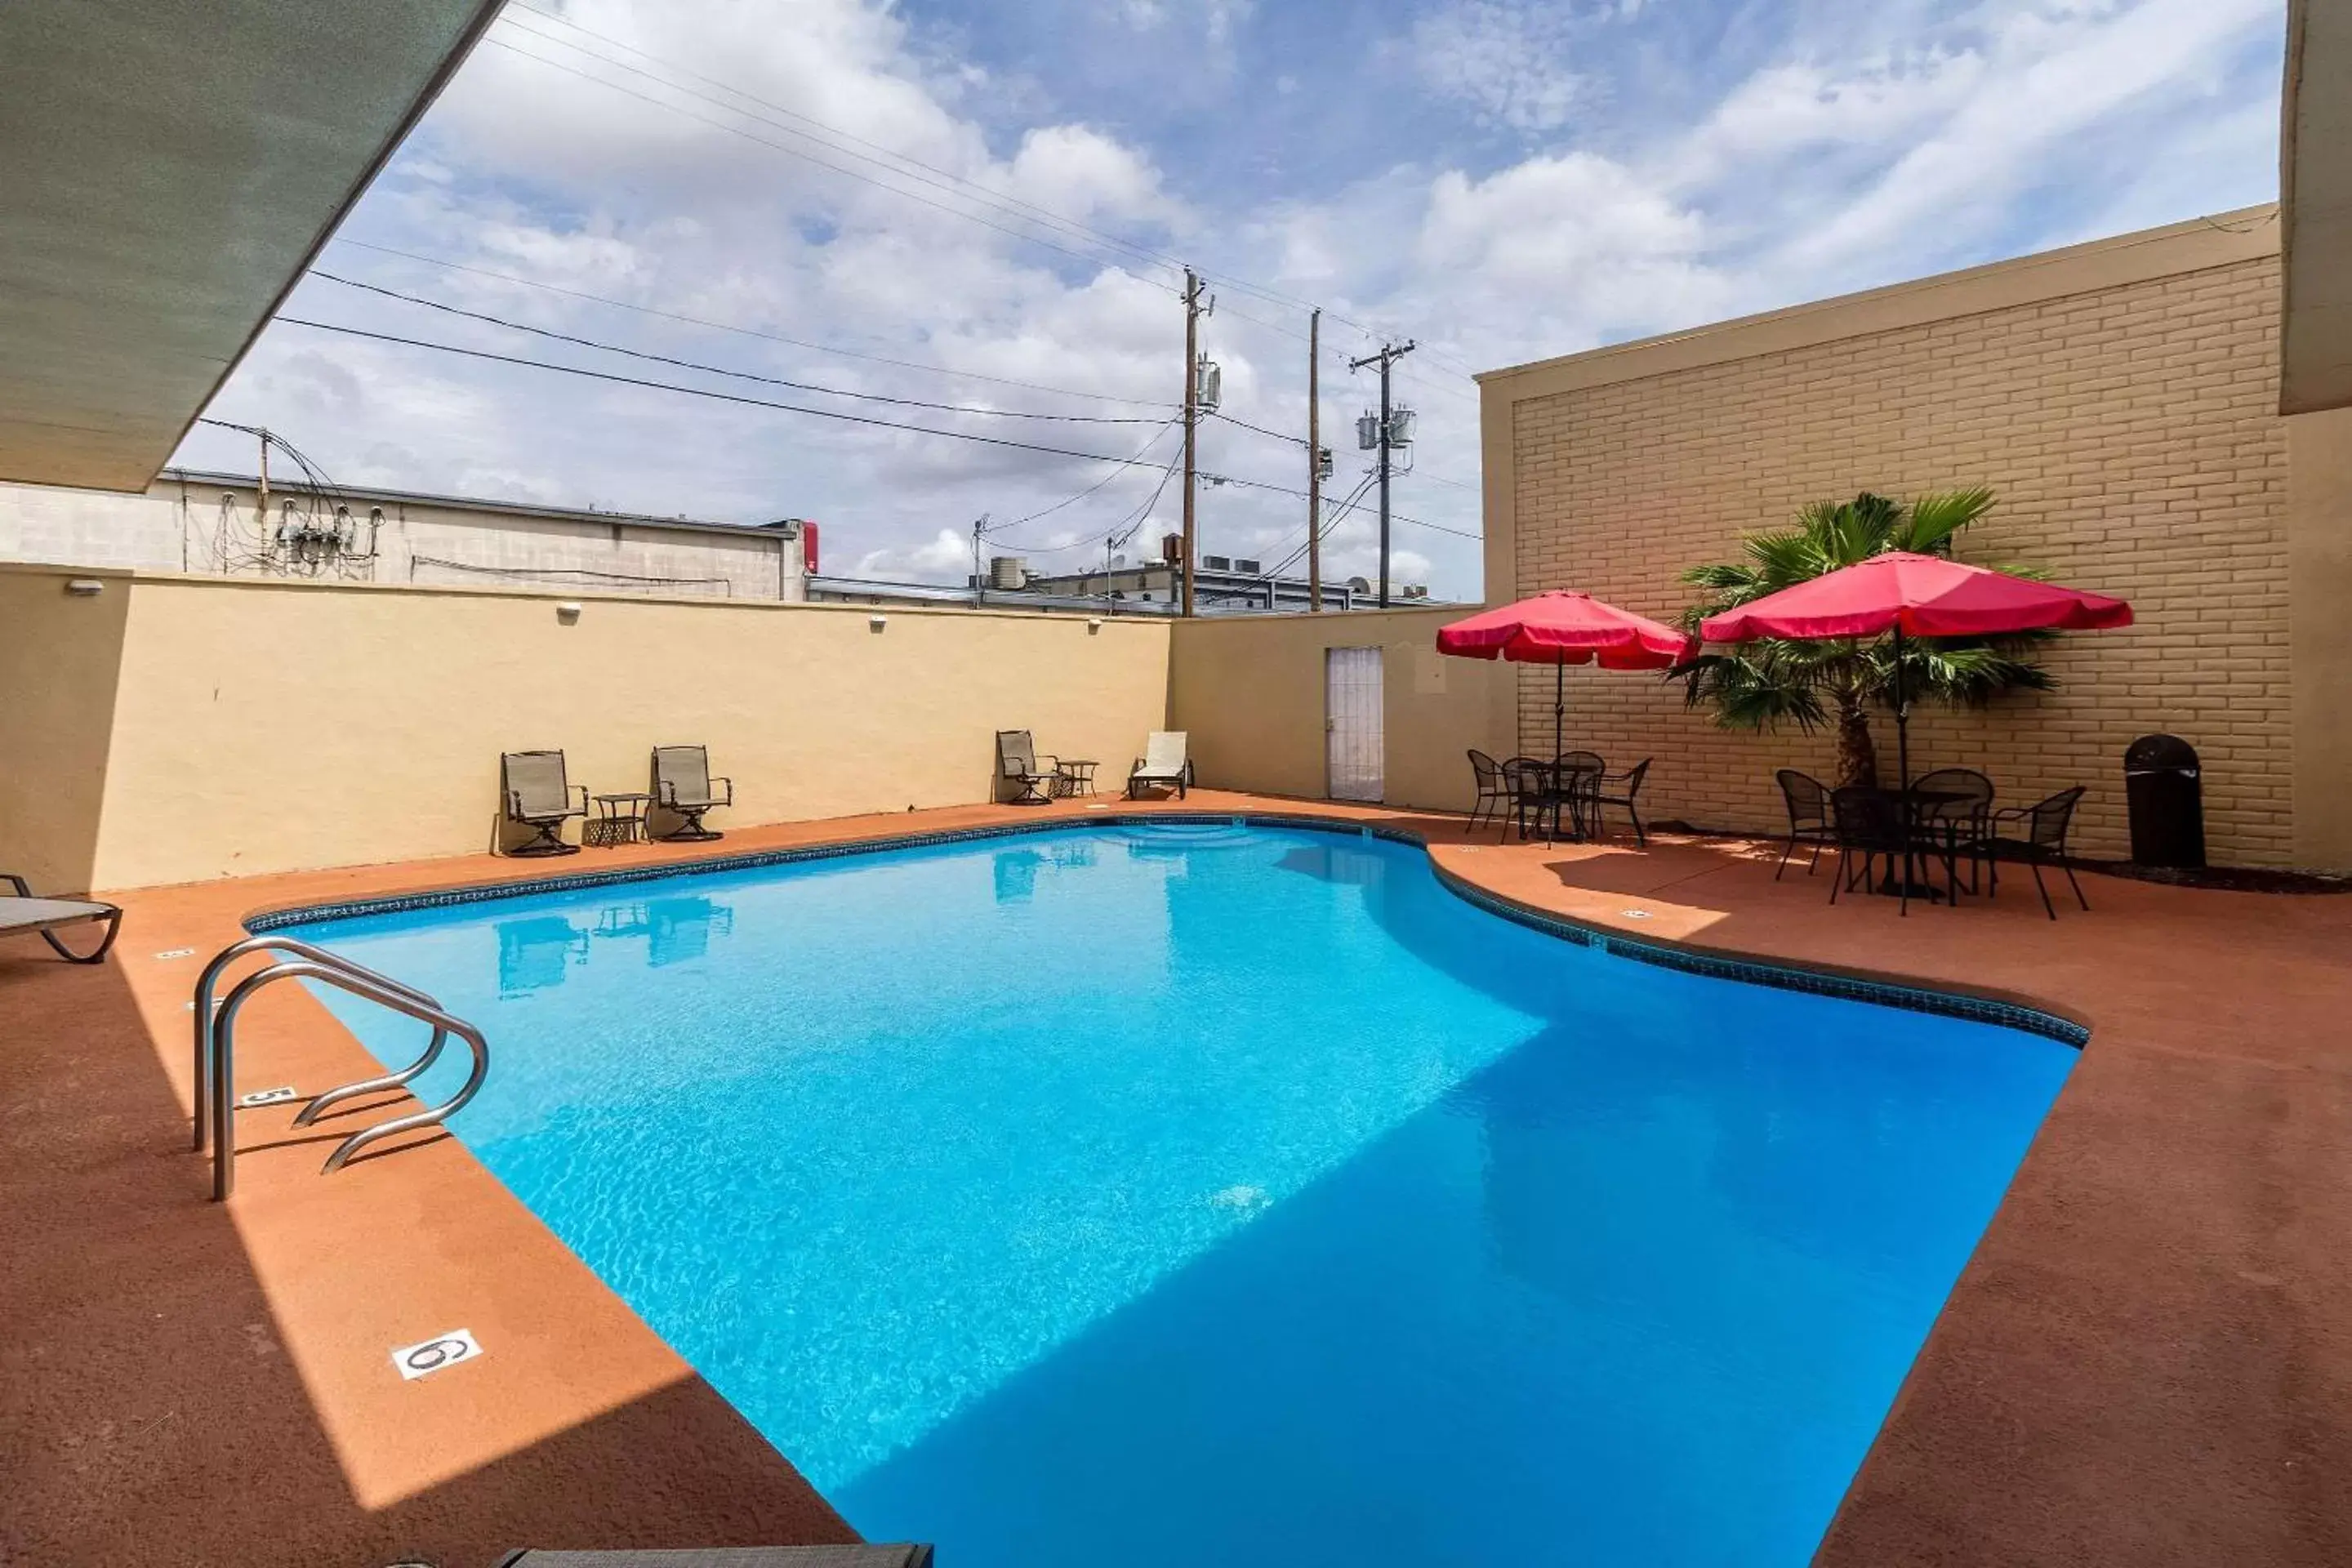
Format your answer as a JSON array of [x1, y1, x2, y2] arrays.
[[1325, 646, 1384, 802]]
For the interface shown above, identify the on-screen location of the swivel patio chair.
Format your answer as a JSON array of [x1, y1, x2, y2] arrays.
[[501, 750, 588, 857], [1589, 759, 1652, 846], [1913, 767, 1996, 895], [1775, 768, 1835, 880], [652, 744, 733, 842], [1128, 731, 1194, 800], [997, 730, 1063, 805], [1988, 785, 2091, 920], [1, 873, 122, 964], [1466, 749, 1512, 835]]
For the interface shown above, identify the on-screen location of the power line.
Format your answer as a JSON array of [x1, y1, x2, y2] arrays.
[[1209, 409, 1306, 447], [497, 2, 1486, 388], [275, 316, 1198, 470], [309, 270, 1169, 425], [501, 2, 1464, 354], [1200, 469, 1480, 541], [983, 421, 1180, 541], [329, 238, 1177, 408]]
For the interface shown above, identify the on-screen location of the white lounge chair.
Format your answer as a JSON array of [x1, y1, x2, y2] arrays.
[[1127, 731, 1194, 799], [2, 873, 122, 964]]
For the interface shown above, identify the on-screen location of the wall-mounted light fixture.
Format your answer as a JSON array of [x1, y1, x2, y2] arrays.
[[1087, 617, 1102, 632], [65, 578, 105, 597], [555, 601, 582, 624], [869, 614, 888, 632]]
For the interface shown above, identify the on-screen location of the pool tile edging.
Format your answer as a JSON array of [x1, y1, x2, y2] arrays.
[[243, 810, 2088, 1049]]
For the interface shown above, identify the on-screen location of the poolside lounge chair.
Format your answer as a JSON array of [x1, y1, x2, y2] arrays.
[[1127, 731, 1194, 799], [997, 729, 1063, 805], [652, 744, 733, 842], [501, 750, 588, 857], [1, 873, 122, 964]]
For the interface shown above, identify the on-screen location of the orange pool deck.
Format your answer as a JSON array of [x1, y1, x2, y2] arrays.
[[4, 793, 2350, 1567]]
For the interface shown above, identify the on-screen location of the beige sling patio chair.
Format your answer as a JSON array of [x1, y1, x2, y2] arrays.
[[652, 744, 733, 842], [501, 750, 588, 857], [2, 873, 122, 964], [1126, 731, 1194, 799], [996, 730, 1065, 806]]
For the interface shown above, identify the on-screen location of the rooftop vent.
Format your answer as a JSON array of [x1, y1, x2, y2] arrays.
[[988, 555, 1027, 590]]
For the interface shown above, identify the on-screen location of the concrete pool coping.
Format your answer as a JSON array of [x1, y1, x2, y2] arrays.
[[5, 791, 2348, 1566]]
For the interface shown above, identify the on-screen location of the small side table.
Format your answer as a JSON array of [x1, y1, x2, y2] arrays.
[[1054, 760, 1099, 798], [588, 791, 653, 847]]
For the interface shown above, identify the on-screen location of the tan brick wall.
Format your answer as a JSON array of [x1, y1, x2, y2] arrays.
[[1505, 255, 2291, 865]]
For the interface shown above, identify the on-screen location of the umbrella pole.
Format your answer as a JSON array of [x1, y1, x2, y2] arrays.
[[1552, 660, 1565, 844], [1893, 624, 1913, 915]]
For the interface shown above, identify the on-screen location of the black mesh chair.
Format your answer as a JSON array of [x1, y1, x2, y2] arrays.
[[1988, 785, 2090, 919], [1775, 768, 1835, 880], [1829, 786, 1913, 912], [1501, 756, 1549, 841], [1913, 767, 1995, 894], [1589, 759, 1651, 845], [1467, 750, 1512, 835], [1554, 751, 1606, 840]]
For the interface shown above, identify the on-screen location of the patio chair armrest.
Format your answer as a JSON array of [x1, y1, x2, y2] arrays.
[[1989, 804, 2031, 822], [2, 872, 30, 898], [712, 777, 733, 804], [570, 783, 590, 817], [657, 779, 678, 807]]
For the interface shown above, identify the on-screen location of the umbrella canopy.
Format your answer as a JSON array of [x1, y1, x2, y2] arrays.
[[1697, 551, 2132, 804], [1697, 552, 2132, 644], [1438, 591, 1695, 773], [1438, 590, 1695, 669]]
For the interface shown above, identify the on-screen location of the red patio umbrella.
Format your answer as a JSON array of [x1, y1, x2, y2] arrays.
[[1437, 590, 1695, 764], [1697, 550, 2132, 794]]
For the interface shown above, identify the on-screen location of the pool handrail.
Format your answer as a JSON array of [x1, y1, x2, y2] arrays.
[[208, 959, 489, 1200], [190, 935, 441, 1152]]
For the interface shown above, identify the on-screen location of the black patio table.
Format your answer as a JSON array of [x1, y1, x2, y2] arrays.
[[1516, 760, 1601, 844], [1850, 785, 1976, 902]]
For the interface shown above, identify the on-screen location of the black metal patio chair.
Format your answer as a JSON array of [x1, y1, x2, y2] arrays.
[[1987, 785, 2091, 919], [1589, 759, 1652, 845], [501, 750, 588, 857], [1554, 751, 1606, 840], [1467, 749, 1512, 836], [1828, 786, 1915, 913], [1774, 768, 1835, 880], [1913, 766, 1995, 894]]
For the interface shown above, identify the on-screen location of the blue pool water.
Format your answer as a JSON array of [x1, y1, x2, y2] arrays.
[[283, 822, 2074, 1567]]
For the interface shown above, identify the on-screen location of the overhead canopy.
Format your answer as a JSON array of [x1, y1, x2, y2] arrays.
[[2283, 0, 2352, 415], [0, 0, 501, 491]]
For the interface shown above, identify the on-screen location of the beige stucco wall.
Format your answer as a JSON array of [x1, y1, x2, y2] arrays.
[[1479, 209, 2324, 867], [0, 562, 1171, 892], [1169, 608, 1512, 812]]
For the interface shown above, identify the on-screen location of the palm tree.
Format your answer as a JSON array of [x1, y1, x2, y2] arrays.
[[1671, 489, 2055, 788]]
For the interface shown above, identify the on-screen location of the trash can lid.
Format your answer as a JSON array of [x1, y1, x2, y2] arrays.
[[2124, 733, 2198, 772]]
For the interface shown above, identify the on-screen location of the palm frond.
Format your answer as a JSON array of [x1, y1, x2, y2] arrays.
[[1900, 487, 1996, 555]]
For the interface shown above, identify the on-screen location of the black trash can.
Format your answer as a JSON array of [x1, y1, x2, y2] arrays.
[[2123, 734, 2204, 868]]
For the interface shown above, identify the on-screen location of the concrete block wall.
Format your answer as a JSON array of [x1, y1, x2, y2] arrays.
[[1491, 241, 2293, 866]]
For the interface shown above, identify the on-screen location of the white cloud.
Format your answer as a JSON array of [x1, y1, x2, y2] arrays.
[[1412, 2, 1592, 134]]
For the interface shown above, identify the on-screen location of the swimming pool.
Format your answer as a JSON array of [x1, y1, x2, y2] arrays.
[[278, 820, 2075, 1567]]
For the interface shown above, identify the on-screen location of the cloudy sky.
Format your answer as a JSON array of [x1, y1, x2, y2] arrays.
[[172, 0, 2287, 599]]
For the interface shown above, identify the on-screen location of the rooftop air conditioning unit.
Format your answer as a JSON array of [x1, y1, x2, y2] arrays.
[[1204, 555, 1232, 571], [1234, 559, 1262, 574]]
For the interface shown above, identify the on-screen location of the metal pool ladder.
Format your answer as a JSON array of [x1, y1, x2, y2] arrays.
[[192, 936, 490, 1200]]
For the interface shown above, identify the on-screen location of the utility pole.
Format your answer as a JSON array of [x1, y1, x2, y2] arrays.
[[1307, 309, 1321, 614], [1180, 269, 1209, 617], [970, 513, 989, 606], [1350, 340, 1415, 608]]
